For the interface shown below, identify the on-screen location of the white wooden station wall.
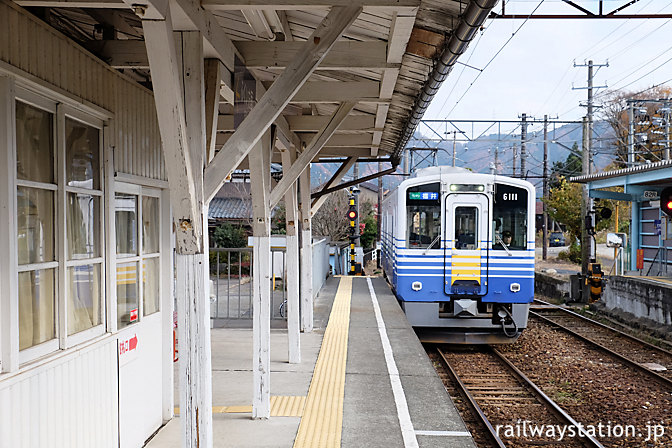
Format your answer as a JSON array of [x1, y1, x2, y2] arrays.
[[0, 2, 173, 447]]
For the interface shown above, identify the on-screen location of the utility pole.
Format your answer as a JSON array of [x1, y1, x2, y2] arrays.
[[542, 115, 549, 261], [494, 146, 499, 174], [664, 101, 671, 160], [574, 59, 608, 170], [581, 116, 592, 280], [512, 143, 518, 177], [520, 113, 528, 179], [452, 131, 457, 167]]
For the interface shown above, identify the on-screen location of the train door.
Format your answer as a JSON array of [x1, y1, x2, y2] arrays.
[[444, 193, 489, 296]]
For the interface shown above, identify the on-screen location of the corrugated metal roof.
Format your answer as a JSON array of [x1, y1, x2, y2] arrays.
[[570, 160, 672, 183]]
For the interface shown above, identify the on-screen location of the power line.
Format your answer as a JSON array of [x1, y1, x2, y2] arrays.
[[443, 0, 546, 118]]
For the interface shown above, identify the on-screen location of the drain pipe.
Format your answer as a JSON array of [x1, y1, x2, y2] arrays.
[[392, 0, 499, 162]]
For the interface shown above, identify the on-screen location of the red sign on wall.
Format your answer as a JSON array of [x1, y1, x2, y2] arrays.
[[636, 249, 644, 270], [119, 334, 138, 356], [130, 308, 138, 322]]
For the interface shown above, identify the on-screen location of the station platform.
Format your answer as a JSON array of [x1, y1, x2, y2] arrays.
[[146, 276, 475, 448]]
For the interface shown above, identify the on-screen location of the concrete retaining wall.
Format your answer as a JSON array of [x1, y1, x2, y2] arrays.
[[535, 272, 570, 300], [603, 276, 672, 326]]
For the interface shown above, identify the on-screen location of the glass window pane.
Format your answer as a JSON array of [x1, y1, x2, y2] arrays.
[[455, 207, 478, 250], [142, 196, 160, 254], [405, 183, 441, 249], [117, 262, 139, 328], [493, 184, 528, 251], [67, 264, 101, 335], [19, 268, 56, 350], [67, 193, 100, 260], [65, 118, 100, 189], [16, 101, 54, 184], [116, 194, 137, 257], [143, 257, 160, 316], [17, 187, 55, 265]]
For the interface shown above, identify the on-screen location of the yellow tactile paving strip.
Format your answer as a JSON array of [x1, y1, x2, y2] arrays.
[[293, 276, 353, 448], [624, 275, 672, 285], [174, 396, 306, 417]]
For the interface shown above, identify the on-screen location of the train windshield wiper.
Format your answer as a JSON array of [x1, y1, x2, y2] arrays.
[[424, 235, 441, 254], [495, 234, 513, 256]]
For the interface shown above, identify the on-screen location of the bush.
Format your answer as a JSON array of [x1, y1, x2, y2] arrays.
[[211, 222, 247, 248], [558, 241, 581, 264]]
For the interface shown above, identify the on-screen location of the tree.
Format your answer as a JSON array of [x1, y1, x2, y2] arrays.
[[549, 147, 582, 190], [600, 85, 672, 168], [211, 222, 247, 248], [312, 189, 375, 242], [544, 177, 583, 263], [360, 214, 378, 248]]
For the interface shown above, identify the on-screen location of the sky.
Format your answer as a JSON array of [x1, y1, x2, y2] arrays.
[[423, 0, 672, 133]]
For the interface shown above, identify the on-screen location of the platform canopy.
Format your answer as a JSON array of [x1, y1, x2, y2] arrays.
[[14, 0, 498, 190]]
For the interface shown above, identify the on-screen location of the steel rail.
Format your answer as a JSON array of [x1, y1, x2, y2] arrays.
[[436, 347, 603, 448], [533, 299, 672, 358], [490, 348, 604, 448], [435, 347, 507, 448], [530, 311, 672, 389]]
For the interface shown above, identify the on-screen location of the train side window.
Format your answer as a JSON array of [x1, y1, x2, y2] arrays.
[[406, 183, 441, 249], [493, 184, 528, 250], [454, 207, 478, 250]]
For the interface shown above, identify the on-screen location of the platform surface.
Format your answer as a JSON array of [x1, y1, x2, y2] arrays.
[[146, 276, 475, 448]]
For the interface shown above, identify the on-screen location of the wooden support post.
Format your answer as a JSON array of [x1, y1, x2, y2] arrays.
[[299, 165, 313, 332], [204, 5, 362, 202], [142, 16, 211, 446], [249, 131, 272, 418], [204, 59, 221, 164], [281, 147, 301, 364]]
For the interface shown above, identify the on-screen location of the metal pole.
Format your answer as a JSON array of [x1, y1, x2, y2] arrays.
[[377, 160, 382, 242], [521, 113, 527, 179], [512, 143, 518, 177], [614, 204, 619, 274], [665, 101, 670, 160], [587, 60, 594, 171], [542, 115, 548, 261], [628, 101, 635, 165], [494, 146, 499, 174], [581, 117, 591, 280], [452, 131, 457, 167]]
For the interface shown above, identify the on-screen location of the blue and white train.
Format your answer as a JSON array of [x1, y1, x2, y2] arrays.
[[381, 166, 535, 344]]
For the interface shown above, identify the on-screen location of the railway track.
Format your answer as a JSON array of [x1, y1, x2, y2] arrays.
[[432, 345, 603, 448], [531, 300, 672, 388]]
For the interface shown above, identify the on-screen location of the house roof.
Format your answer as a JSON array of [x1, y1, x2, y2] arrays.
[[209, 197, 252, 220]]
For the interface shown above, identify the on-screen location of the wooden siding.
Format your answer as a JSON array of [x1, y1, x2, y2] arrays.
[[0, 339, 119, 448], [0, 0, 165, 181]]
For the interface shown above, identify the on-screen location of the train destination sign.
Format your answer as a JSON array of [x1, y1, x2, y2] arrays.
[[408, 192, 439, 200]]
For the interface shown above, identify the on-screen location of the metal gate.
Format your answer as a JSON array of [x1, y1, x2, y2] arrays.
[[209, 247, 287, 324]]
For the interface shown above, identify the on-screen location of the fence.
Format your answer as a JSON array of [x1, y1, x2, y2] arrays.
[[209, 247, 287, 325], [209, 238, 332, 327]]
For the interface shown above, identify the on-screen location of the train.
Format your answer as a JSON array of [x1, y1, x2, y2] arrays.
[[380, 166, 536, 344]]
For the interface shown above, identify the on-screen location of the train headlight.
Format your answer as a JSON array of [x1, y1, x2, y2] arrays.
[[510, 283, 520, 292], [412, 281, 422, 291]]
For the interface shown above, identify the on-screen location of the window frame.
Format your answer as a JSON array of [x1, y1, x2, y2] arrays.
[[13, 91, 107, 363], [114, 183, 162, 329]]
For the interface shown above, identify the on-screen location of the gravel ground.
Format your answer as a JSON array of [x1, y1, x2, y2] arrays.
[[499, 320, 672, 447]]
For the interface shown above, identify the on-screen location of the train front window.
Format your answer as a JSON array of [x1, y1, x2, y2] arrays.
[[454, 207, 478, 250], [406, 183, 441, 249], [492, 184, 528, 250]]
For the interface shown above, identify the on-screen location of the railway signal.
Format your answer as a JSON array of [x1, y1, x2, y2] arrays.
[[661, 187, 672, 218]]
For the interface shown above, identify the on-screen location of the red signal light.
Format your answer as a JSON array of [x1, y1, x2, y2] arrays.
[[667, 201, 672, 210], [661, 187, 672, 218], [348, 211, 357, 219]]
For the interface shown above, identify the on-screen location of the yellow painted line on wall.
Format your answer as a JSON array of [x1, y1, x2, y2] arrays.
[[451, 262, 480, 267], [294, 276, 352, 448], [174, 396, 306, 417], [624, 275, 672, 285]]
